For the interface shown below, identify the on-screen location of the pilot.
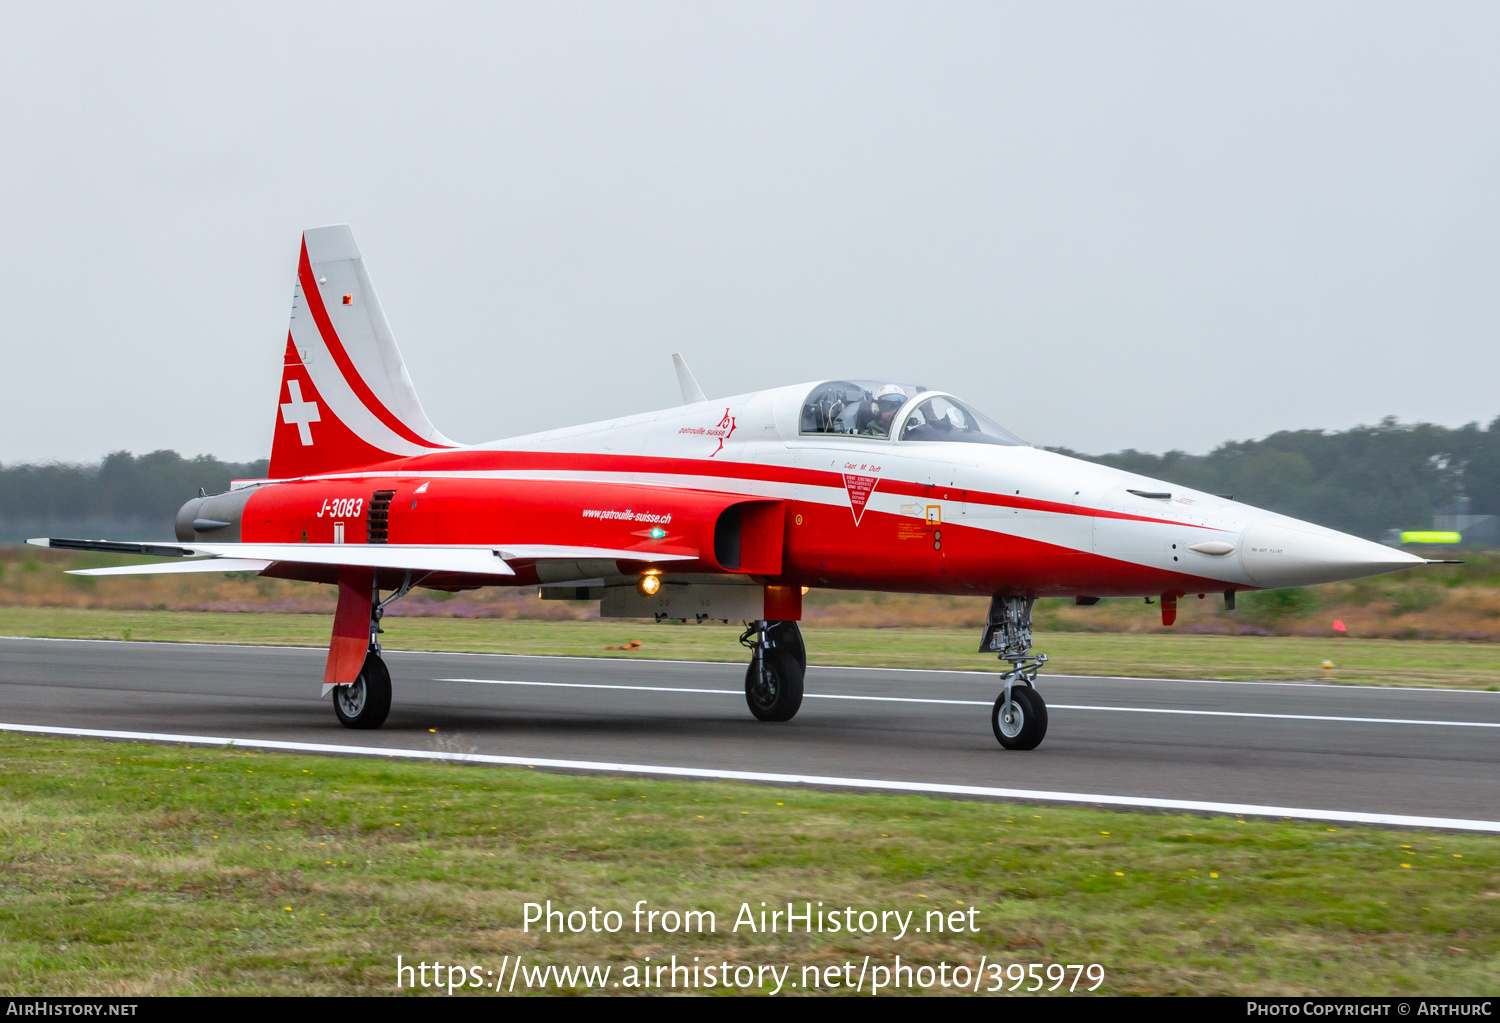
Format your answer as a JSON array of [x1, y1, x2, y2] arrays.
[[860, 384, 908, 438]]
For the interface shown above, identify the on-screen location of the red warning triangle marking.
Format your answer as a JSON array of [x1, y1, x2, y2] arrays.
[[843, 474, 879, 525]]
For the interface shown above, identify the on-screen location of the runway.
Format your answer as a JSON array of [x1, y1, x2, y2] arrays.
[[2, 636, 1498, 828]]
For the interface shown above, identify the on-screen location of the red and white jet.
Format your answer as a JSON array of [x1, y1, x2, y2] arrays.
[[33, 225, 1432, 750]]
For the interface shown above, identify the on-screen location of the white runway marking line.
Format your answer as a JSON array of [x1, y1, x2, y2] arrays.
[[435, 677, 1500, 728], [438, 677, 988, 706], [3, 720, 1497, 834]]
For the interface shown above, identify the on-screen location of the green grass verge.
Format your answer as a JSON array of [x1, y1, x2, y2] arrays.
[[4, 606, 1500, 689], [0, 733, 1496, 996]]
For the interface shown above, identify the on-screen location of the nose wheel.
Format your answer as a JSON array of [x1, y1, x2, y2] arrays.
[[981, 595, 1050, 750], [992, 685, 1047, 750]]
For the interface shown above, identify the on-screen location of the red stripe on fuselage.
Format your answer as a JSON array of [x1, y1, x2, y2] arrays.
[[296, 241, 450, 451], [244, 473, 1243, 598], [783, 505, 1240, 597], [293, 447, 1222, 532], [869, 476, 1206, 528]]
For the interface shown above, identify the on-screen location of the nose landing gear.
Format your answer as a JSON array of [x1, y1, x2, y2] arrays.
[[740, 619, 806, 721], [981, 595, 1049, 750]]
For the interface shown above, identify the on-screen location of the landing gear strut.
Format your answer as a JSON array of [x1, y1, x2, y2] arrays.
[[980, 596, 1049, 750], [740, 619, 806, 722]]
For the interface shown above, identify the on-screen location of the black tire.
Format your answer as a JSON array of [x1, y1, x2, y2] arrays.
[[333, 652, 392, 729], [991, 686, 1047, 750], [745, 647, 805, 722]]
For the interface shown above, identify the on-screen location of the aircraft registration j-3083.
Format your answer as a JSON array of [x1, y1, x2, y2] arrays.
[[32, 225, 1441, 750]]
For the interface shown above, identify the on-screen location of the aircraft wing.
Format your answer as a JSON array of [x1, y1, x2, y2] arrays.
[[68, 558, 276, 577], [28, 538, 696, 578]]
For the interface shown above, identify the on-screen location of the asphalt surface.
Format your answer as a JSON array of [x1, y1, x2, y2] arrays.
[[1, 636, 1498, 822]]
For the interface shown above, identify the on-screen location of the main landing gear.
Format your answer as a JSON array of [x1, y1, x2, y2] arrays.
[[740, 620, 806, 722], [981, 596, 1049, 750], [331, 570, 417, 730]]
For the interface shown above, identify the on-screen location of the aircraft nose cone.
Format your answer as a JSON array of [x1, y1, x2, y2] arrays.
[[1241, 519, 1426, 588]]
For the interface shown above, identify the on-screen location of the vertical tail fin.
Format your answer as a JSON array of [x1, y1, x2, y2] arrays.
[[270, 225, 457, 479]]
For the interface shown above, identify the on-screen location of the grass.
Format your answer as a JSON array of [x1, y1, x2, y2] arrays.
[[0, 732, 1496, 996], [4, 606, 1500, 690], [13, 544, 1500, 641]]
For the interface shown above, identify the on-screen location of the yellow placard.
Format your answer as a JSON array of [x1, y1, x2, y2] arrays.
[[1400, 531, 1461, 544]]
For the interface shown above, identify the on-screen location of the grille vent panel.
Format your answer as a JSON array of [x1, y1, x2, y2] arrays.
[[367, 490, 395, 544]]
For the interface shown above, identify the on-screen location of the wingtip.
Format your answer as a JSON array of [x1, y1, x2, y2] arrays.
[[25, 538, 51, 549]]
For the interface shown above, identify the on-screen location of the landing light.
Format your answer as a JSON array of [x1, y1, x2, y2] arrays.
[[638, 574, 662, 596]]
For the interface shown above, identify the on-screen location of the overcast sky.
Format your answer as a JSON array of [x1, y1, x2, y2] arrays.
[[1, 2, 1497, 464]]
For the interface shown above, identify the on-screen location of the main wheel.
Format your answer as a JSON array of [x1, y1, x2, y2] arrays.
[[775, 620, 807, 674], [745, 647, 805, 722], [992, 686, 1047, 750], [333, 652, 392, 729]]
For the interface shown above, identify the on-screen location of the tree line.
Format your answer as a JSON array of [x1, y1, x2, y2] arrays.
[[0, 450, 269, 541], [4, 415, 1499, 541], [1053, 415, 1500, 539]]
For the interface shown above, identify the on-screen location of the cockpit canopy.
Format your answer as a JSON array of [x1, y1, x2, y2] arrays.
[[800, 380, 915, 437], [799, 380, 1026, 446]]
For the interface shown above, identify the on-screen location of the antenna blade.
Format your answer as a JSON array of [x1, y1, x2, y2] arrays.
[[672, 353, 707, 403]]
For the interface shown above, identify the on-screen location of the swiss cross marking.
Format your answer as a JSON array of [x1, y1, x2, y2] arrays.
[[708, 408, 736, 457], [673, 406, 738, 456], [281, 379, 321, 446]]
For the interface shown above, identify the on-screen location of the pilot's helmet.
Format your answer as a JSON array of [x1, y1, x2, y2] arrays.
[[873, 384, 908, 415]]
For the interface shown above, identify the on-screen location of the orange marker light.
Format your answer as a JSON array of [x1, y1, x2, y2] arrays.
[[342, 295, 353, 305]]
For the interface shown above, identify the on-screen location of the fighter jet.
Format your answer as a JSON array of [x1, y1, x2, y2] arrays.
[[31, 225, 1432, 750]]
